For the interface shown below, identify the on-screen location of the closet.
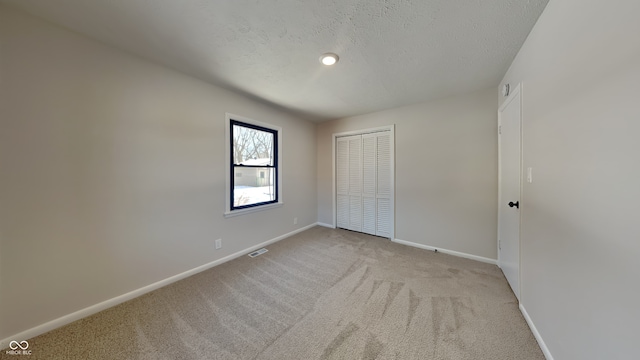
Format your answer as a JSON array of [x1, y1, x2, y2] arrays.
[[336, 129, 392, 238]]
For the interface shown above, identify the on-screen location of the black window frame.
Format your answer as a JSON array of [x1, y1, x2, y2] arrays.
[[230, 119, 279, 211]]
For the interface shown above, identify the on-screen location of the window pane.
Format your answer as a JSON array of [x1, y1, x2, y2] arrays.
[[233, 125, 274, 166], [233, 167, 276, 207]]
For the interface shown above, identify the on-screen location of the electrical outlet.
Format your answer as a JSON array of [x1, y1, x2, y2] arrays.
[[294, 217, 298, 225], [215, 239, 222, 250]]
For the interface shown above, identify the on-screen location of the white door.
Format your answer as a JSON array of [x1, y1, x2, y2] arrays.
[[336, 137, 350, 229], [336, 135, 362, 232], [498, 84, 522, 301], [375, 132, 392, 238], [347, 136, 363, 232], [336, 129, 393, 238], [362, 134, 377, 235]]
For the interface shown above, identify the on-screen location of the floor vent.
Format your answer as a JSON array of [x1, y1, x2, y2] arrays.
[[248, 248, 268, 258]]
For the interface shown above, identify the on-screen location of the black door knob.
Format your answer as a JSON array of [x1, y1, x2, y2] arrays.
[[508, 201, 519, 209]]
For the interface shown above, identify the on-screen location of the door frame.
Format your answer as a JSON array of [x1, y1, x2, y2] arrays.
[[332, 125, 395, 239], [497, 83, 523, 300]]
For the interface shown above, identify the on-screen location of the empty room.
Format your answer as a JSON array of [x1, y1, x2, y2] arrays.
[[1, 0, 638, 359]]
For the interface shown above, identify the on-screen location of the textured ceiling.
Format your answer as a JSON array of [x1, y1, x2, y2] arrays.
[[1, 0, 548, 121]]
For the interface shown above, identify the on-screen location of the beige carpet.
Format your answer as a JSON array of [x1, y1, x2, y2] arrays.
[[2, 226, 544, 359]]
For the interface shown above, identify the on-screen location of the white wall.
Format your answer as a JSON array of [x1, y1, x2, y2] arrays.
[[317, 88, 498, 260], [500, 0, 640, 358], [0, 5, 317, 342]]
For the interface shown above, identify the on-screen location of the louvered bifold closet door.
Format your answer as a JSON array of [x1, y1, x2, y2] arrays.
[[361, 134, 377, 235], [376, 132, 392, 237], [347, 136, 363, 232], [336, 137, 350, 229], [337, 131, 392, 237]]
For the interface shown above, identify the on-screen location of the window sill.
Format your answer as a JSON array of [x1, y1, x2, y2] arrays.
[[224, 202, 283, 218]]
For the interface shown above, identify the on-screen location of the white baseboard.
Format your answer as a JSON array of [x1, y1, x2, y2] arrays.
[[519, 304, 554, 360], [0, 222, 319, 350], [392, 238, 497, 265], [317, 222, 335, 229]]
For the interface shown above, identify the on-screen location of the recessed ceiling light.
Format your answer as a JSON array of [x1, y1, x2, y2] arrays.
[[320, 53, 339, 66]]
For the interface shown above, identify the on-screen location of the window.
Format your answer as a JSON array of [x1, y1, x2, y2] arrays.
[[231, 120, 278, 209], [225, 114, 282, 216]]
